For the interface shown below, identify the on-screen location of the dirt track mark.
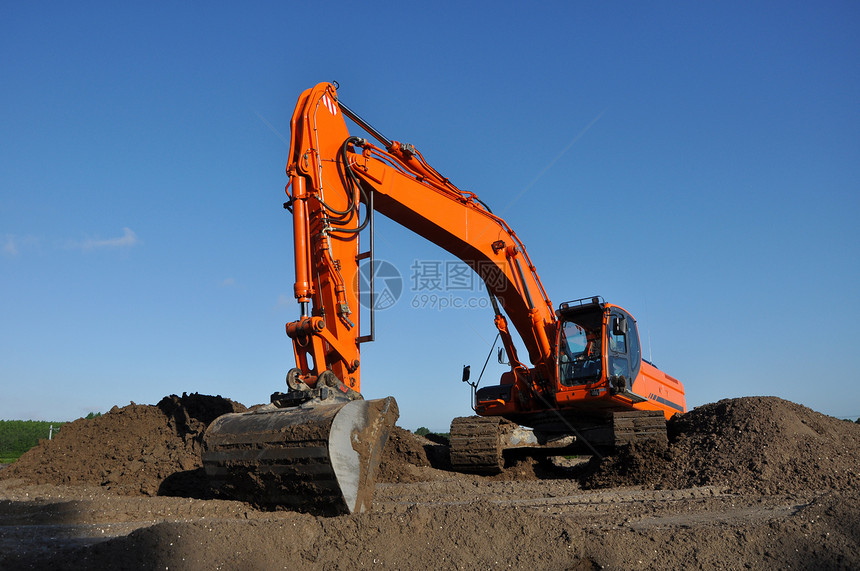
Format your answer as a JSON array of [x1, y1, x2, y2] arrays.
[[628, 501, 806, 530]]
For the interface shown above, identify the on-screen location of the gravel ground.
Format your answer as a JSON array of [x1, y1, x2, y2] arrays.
[[1, 394, 858, 570]]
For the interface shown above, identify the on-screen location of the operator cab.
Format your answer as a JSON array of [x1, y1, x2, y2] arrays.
[[474, 295, 682, 420], [556, 296, 642, 393]]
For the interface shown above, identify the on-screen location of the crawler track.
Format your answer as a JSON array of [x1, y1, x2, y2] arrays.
[[449, 416, 508, 474], [449, 410, 667, 474], [610, 410, 668, 446]]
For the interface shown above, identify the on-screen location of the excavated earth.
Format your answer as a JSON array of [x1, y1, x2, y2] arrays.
[[1, 394, 858, 570]]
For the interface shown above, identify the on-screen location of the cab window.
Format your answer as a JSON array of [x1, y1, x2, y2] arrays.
[[608, 321, 627, 353], [607, 311, 641, 385], [607, 314, 630, 380], [558, 320, 601, 386]]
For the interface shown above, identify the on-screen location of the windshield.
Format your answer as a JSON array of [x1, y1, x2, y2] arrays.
[[558, 320, 602, 386]]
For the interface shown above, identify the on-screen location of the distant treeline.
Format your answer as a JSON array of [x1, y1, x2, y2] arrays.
[[414, 427, 450, 440], [0, 420, 64, 462]]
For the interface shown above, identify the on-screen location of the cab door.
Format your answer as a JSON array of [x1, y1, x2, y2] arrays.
[[605, 309, 641, 392]]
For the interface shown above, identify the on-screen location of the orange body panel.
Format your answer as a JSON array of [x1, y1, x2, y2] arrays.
[[633, 361, 687, 418]]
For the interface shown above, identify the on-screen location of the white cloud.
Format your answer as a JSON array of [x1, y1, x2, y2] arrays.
[[73, 227, 141, 251], [3, 235, 18, 256], [220, 277, 237, 287], [3, 234, 40, 256]]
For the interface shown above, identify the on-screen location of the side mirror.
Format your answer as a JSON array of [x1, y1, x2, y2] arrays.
[[461, 365, 471, 383], [497, 347, 509, 365], [613, 317, 628, 336]]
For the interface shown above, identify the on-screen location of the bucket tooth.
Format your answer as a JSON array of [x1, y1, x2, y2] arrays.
[[202, 396, 398, 515]]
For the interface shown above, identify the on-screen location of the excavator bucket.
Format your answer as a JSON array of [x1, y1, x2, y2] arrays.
[[201, 396, 398, 515]]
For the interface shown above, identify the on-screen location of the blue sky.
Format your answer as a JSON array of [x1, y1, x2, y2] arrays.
[[2, 2, 858, 429]]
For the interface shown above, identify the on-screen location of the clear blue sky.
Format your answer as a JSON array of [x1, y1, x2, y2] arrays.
[[2, 2, 858, 429]]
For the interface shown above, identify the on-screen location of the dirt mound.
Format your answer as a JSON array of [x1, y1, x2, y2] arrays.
[[584, 396, 860, 494], [7, 394, 858, 500], [3, 395, 448, 493], [580, 439, 672, 488], [1, 393, 245, 496], [377, 426, 434, 483]]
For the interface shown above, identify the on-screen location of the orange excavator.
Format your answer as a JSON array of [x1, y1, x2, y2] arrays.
[[202, 83, 686, 515]]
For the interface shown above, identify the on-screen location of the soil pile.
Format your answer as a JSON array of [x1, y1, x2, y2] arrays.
[[377, 426, 431, 483], [584, 396, 860, 494], [1, 393, 245, 496], [6, 394, 858, 499], [2, 395, 442, 494]]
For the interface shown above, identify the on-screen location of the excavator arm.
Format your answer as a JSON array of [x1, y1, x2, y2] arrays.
[[284, 82, 558, 405]]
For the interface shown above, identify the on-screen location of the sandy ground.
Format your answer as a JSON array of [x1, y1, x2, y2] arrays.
[[1, 394, 858, 570]]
